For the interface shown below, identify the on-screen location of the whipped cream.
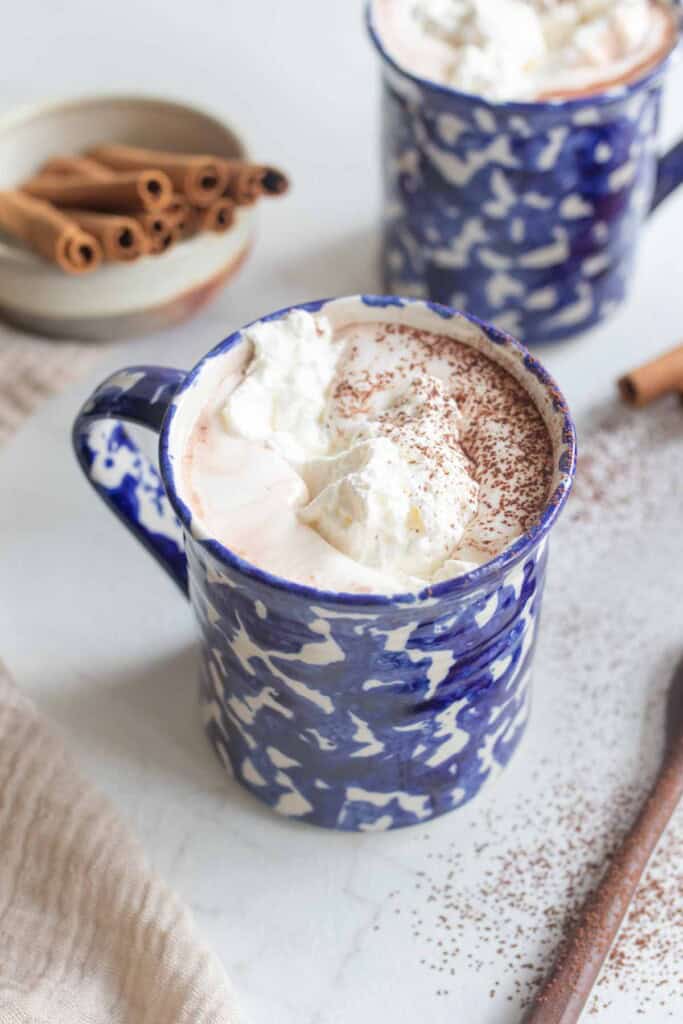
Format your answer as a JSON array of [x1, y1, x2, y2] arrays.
[[374, 0, 675, 101], [301, 376, 479, 577], [224, 312, 480, 581], [222, 310, 338, 464]]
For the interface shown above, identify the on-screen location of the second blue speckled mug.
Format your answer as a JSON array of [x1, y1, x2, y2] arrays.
[[368, 6, 683, 344], [72, 296, 576, 830]]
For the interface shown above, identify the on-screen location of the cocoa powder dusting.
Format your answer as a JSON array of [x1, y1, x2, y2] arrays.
[[330, 322, 555, 562], [371, 397, 683, 1019]]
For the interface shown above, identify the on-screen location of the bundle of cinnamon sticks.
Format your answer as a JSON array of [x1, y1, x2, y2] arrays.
[[0, 145, 289, 274]]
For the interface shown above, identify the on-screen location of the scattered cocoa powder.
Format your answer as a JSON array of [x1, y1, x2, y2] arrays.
[[373, 396, 683, 1019]]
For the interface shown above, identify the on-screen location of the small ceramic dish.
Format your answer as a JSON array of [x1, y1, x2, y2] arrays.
[[0, 94, 254, 340]]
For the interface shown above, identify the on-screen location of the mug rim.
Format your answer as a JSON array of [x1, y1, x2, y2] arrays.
[[365, 1, 681, 114], [159, 295, 577, 607]]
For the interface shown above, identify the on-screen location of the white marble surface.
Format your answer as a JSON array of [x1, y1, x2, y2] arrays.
[[2, 2, 683, 1021]]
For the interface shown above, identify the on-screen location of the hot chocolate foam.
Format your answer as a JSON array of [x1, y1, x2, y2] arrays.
[[373, 0, 677, 102], [182, 313, 554, 594]]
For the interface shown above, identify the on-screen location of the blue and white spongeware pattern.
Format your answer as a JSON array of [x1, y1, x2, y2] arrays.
[[73, 296, 576, 831], [367, 5, 683, 345]]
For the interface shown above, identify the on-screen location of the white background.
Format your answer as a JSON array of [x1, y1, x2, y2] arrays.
[[2, 2, 683, 1021]]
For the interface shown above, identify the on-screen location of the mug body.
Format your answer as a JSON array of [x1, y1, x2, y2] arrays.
[[369, 7, 675, 344], [187, 530, 548, 831], [161, 296, 576, 830]]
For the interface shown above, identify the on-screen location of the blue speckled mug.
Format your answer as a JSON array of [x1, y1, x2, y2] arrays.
[[368, 6, 683, 344], [73, 296, 576, 831]]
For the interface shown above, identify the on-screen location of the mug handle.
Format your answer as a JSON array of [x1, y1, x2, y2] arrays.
[[650, 139, 683, 212], [72, 365, 189, 597]]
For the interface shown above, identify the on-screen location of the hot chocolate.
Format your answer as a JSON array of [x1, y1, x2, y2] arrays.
[[373, 0, 677, 102], [181, 311, 553, 594]]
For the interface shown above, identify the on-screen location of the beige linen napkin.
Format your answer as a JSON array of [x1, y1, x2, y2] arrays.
[[0, 328, 98, 445], [0, 662, 240, 1024], [0, 335, 239, 1022]]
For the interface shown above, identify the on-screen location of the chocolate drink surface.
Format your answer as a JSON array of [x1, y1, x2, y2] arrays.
[[182, 312, 553, 595], [373, 0, 677, 102]]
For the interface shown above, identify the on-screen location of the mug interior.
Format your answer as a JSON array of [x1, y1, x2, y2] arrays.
[[162, 296, 576, 604]]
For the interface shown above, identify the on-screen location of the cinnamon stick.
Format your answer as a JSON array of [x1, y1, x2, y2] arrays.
[[165, 194, 189, 222], [38, 155, 111, 180], [180, 206, 201, 239], [618, 344, 683, 406], [199, 196, 236, 233], [135, 211, 180, 254], [164, 194, 200, 237], [61, 209, 148, 262], [149, 226, 180, 255], [219, 160, 289, 205], [23, 170, 173, 213], [136, 209, 175, 238], [88, 144, 228, 208], [0, 191, 102, 273]]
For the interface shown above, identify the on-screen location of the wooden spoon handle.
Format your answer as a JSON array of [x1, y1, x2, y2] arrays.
[[525, 744, 683, 1024]]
